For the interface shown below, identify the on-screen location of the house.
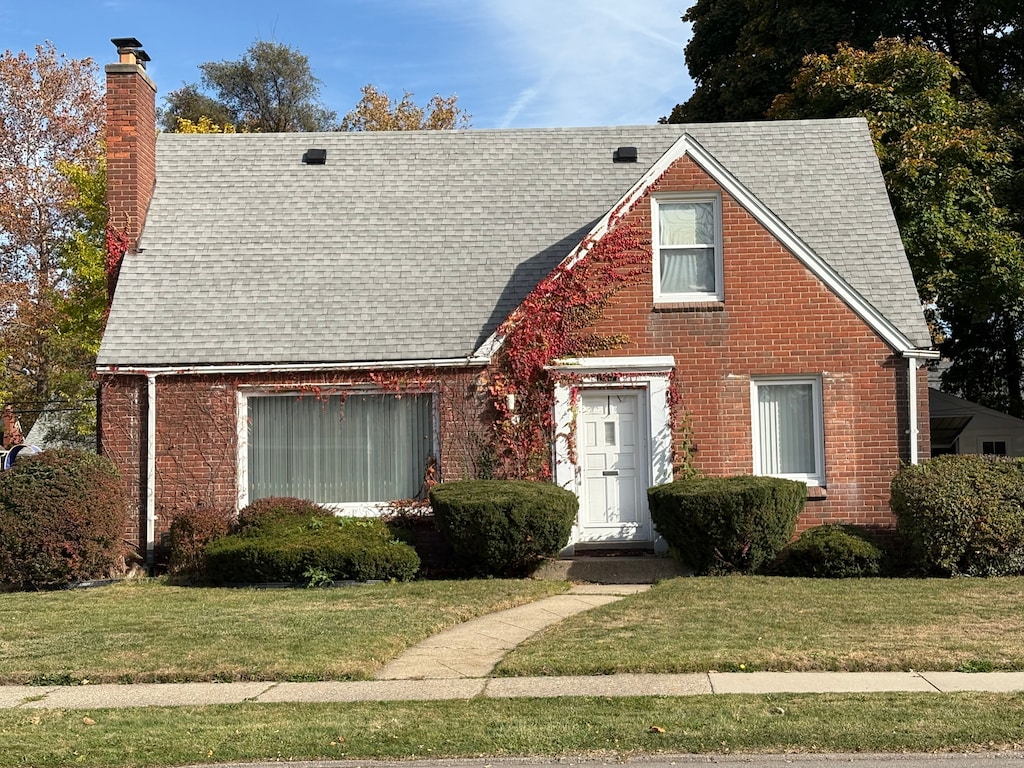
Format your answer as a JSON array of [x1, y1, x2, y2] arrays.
[[929, 388, 1024, 457], [98, 41, 937, 566]]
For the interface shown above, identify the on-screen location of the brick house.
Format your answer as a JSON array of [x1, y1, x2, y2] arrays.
[[98, 42, 936, 566]]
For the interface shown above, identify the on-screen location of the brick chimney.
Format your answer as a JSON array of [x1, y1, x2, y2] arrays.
[[105, 38, 156, 301]]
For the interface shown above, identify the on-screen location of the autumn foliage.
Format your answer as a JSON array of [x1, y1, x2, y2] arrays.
[[0, 43, 105, 437], [488, 220, 650, 478], [340, 84, 471, 131], [0, 450, 129, 590]]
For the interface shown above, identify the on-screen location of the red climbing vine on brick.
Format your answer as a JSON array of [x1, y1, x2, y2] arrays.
[[488, 220, 651, 479]]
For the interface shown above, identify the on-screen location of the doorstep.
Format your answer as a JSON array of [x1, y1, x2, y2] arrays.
[[532, 552, 688, 584]]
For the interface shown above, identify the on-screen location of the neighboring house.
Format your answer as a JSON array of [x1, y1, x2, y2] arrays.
[[98, 41, 936, 566], [929, 388, 1024, 457]]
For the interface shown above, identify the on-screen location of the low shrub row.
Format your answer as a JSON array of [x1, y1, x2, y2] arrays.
[[203, 514, 420, 584], [7, 449, 1021, 589]]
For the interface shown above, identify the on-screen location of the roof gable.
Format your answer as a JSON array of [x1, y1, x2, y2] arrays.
[[97, 120, 931, 369]]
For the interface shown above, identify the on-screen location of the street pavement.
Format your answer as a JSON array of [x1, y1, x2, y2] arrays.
[[4, 583, 1023, 710]]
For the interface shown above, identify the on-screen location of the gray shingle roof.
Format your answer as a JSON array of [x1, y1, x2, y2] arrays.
[[97, 118, 931, 367]]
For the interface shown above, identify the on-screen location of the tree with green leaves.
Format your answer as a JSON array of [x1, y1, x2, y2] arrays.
[[770, 38, 1024, 416], [161, 40, 337, 132], [668, 0, 1022, 123], [0, 43, 104, 440]]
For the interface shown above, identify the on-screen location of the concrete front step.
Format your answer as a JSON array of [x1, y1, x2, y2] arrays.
[[532, 555, 687, 584]]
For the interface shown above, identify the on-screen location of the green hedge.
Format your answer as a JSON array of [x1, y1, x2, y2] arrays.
[[0, 450, 129, 589], [777, 524, 884, 578], [429, 480, 577, 577], [648, 475, 805, 574], [203, 515, 420, 584], [891, 455, 1024, 576]]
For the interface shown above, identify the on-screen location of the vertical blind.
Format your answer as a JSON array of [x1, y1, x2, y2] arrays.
[[659, 201, 716, 294], [248, 393, 433, 503], [756, 383, 816, 476]]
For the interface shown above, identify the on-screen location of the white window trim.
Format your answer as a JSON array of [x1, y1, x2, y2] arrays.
[[976, 435, 1012, 456], [651, 192, 724, 303], [235, 386, 439, 516], [750, 375, 825, 486]]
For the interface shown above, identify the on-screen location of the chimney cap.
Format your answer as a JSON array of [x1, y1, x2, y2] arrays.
[[111, 37, 143, 50]]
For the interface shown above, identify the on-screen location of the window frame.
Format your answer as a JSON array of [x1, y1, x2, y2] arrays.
[[236, 386, 439, 515], [977, 435, 1011, 456], [651, 192, 724, 303], [750, 375, 825, 486]]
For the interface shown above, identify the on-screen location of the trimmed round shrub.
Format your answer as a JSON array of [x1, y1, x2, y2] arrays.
[[891, 455, 1024, 576], [235, 496, 332, 531], [648, 475, 805, 575], [203, 516, 420, 584], [429, 479, 577, 577], [778, 524, 884, 578], [0, 449, 129, 589]]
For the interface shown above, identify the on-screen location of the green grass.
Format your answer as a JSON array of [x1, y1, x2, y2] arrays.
[[0, 578, 567, 684], [495, 575, 1024, 675], [2, 693, 1023, 766]]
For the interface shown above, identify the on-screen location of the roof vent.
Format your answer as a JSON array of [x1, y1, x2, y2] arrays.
[[302, 148, 327, 165], [613, 146, 638, 163]]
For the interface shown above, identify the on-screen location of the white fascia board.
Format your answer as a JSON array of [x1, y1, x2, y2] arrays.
[[95, 356, 490, 377], [474, 131, 932, 359], [547, 356, 676, 373], [680, 136, 925, 356]]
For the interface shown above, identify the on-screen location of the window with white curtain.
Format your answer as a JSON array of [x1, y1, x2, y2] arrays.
[[247, 392, 434, 505], [751, 377, 824, 485], [652, 195, 723, 302]]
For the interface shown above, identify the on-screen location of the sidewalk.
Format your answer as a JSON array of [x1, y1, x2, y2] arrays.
[[4, 671, 1024, 710], [4, 582, 1023, 710]]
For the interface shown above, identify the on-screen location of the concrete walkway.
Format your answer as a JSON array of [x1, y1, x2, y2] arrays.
[[4, 671, 1024, 710], [377, 583, 648, 679], [3, 582, 1024, 710]]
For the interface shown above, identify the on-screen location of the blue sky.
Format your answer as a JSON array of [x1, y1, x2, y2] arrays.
[[2, 0, 695, 129]]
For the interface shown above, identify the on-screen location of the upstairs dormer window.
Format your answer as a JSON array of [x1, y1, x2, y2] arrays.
[[652, 194, 723, 302]]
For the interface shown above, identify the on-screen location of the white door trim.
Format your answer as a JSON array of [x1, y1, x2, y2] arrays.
[[551, 356, 675, 554]]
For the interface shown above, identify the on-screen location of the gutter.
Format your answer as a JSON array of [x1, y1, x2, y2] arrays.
[[145, 373, 157, 569], [902, 349, 937, 465], [96, 356, 491, 377]]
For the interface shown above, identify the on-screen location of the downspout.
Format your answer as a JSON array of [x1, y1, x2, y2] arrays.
[[907, 357, 919, 465], [145, 373, 157, 569]]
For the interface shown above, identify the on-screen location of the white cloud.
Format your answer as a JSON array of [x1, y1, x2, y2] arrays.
[[480, 0, 694, 127]]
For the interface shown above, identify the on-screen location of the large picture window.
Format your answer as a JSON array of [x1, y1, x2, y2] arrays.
[[751, 377, 824, 485], [652, 195, 723, 302], [247, 392, 434, 505]]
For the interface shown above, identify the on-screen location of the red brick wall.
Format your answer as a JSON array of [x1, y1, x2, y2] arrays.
[[105, 61, 156, 254], [586, 155, 925, 530], [98, 376, 146, 554], [103, 368, 489, 552]]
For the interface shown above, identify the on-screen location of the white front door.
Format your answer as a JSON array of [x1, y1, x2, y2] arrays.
[[578, 390, 651, 543]]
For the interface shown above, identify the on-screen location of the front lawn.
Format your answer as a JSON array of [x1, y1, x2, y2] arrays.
[[3, 693, 1023, 765], [495, 575, 1024, 675], [0, 578, 567, 684]]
